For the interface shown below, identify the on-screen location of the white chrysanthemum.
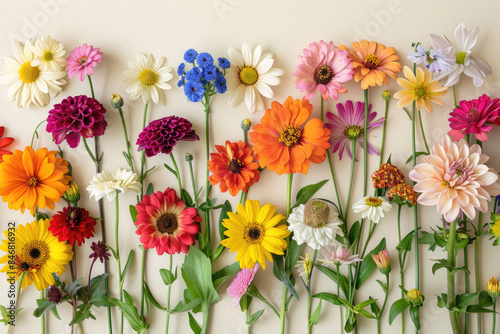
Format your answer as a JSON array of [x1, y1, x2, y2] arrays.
[[0, 39, 67, 108], [287, 199, 343, 250], [226, 42, 284, 113], [31, 35, 66, 71], [352, 196, 392, 224], [87, 168, 140, 201], [124, 53, 173, 105]]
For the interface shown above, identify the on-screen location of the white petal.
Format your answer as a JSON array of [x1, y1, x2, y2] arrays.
[[242, 42, 252, 66], [252, 45, 262, 68], [228, 47, 244, 68]]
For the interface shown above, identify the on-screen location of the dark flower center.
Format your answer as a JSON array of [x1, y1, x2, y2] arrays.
[[157, 213, 178, 234], [364, 54, 380, 69], [466, 108, 481, 123], [22, 240, 49, 267], [244, 223, 264, 244], [19, 262, 30, 271], [227, 158, 243, 174], [28, 177, 38, 187], [30, 248, 41, 259], [314, 65, 333, 85], [278, 125, 302, 147]]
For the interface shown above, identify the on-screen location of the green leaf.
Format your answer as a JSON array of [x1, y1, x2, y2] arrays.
[[409, 306, 420, 330], [160, 268, 177, 286], [89, 291, 114, 307], [418, 231, 437, 251], [210, 244, 225, 261], [432, 259, 453, 275], [309, 299, 322, 325], [437, 294, 447, 308], [452, 266, 471, 275], [33, 300, 55, 318], [292, 179, 329, 209], [170, 298, 201, 314], [356, 308, 376, 319], [376, 279, 387, 294], [466, 305, 495, 313], [146, 183, 154, 196], [239, 295, 251, 313], [218, 200, 232, 241], [348, 221, 361, 245], [106, 244, 119, 260], [188, 312, 201, 334], [141, 166, 156, 181], [477, 291, 493, 308], [121, 249, 135, 282], [143, 281, 166, 311], [110, 293, 149, 332], [369, 297, 380, 315], [355, 298, 378, 310], [246, 309, 265, 325], [285, 237, 303, 276], [315, 266, 349, 297], [434, 233, 447, 248], [212, 262, 240, 290], [69, 305, 95, 325], [313, 293, 341, 306], [356, 238, 386, 289], [164, 163, 176, 176], [405, 151, 429, 164], [51, 305, 61, 320], [122, 151, 133, 169], [396, 231, 415, 253], [272, 253, 299, 300], [456, 292, 479, 313], [181, 189, 193, 207], [389, 298, 410, 324], [129, 205, 138, 222], [89, 273, 109, 296]]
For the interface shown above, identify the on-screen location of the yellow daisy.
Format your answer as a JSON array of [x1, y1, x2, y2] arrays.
[[221, 199, 290, 269], [394, 66, 447, 113], [0, 219, 73, 290]]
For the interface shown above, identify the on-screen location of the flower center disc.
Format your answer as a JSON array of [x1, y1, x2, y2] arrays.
[[304, 200, 330, 228], [456, 52, 467, 65], [239, 67, 258, 85], [314, 65, 333, 85], [416, 87, 427, 98], [19, 62, 40, 83], [22, 240, 49, 267], [28, 176, 38, 187], [344, 125, 362, 140], [466, 108, 481, 123], [227, 158, 243, 174], [43, 51, 54, 61], [278, 125, 302, 147], [244, 223, 264, 244], [157, 213, 178, 234], [365, 197, 382, 207], [78, 56, 88, 65], [139, 69, 158, 86], [364, 54, 381, 69]]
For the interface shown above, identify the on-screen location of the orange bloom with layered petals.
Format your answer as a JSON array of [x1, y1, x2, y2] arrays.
[[0, 146, 71, 215], [340, 40, 402, 90], [249, 96, 330, 175]]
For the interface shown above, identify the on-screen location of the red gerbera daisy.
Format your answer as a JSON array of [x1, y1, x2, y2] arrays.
[[208, 140, 260, 197], [134, 188, 201, 255], [49, 207, 97, 246], [0, 126, 14, 162]]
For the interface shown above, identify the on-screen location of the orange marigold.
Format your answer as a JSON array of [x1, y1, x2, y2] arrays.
[[208, 140, 260, 196], [0, 146, 71, 215], [388, 183, 417, 207], [340, 40, 402, 90], [249, 96, 330, 175], [372, 163, 405, 189]]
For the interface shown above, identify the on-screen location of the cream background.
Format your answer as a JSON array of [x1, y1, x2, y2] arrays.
[[1, 0, 500, 333]]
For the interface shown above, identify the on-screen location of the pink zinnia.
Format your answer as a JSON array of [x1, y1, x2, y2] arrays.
[[293, 40, 353, 101], [448, 94, 500, 142], [325, 100, 384, 160], [227, 263, 259, 308], [320, 245, 362, 268], [66, 44, 103, 81], [409, 135, 500, 222]]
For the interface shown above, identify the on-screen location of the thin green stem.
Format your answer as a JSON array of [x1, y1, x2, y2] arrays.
[[320, 95, 324, 121], [203, 97, 211, 246], [411, 102, 420, 292], [279, 284, 288, 334], [41, 289, 46, 334], [360, 222, 376, 260], [115, 195, 124, 334], [379, 97, 390, 167], [397, 205, 405, 334], [363, 89, 369, 196], [447, 219, 461, 334], [280, 174, 293, 334], [246, 309, 251, 334], [170, 153, 183, 197], [117, 107, 135, 173], [82, 137, 97, 163], [139, 103, 149, 199], [377, 274, 390, 334], [286, 174, 293, 217], [165, 254, 173, 334], [7, 272, 26, 334], [344, 140, 357, 225], [336, 263, 343, 334], [492, 300, 497, 334], [417, 110, 430, 155], [140, 248, 146, 319], [464, 241, 470, 334], [452, 86, 458, 108], [30, 120, 46, 147], [187, 159, 198, 206], [87, 75, 95, 99], [476, 139, 484, 334], [307, 250, 318, 334]]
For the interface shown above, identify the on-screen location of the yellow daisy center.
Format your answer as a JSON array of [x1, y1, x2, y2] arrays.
[[43, 51, 54, 61], [156, 213, 178, 234], [239, 67, 258, 85], [28, 176, 38, 187], [456, 52, 467, 65], [278, 125, 302, 147], [243, 223, 265, 244], [364, 54, 380, 69], [365, 197, 382, 207], [19, 62, 40, 83], [344, 125, 362, 140], [314, 65, 333, 85], [227, 158, 243, 174], [139, 69, 158, 86], [22, 240, 49, 267]]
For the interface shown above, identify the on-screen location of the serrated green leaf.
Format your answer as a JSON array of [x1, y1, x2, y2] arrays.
[[293, 179, 329, 209], [246, 309, 265, 325], [356, 238, 386, 289], [389, 299, 410, 324]]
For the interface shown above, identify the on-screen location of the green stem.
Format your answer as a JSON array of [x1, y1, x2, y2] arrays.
[[377, 274, 390, 334], [140, 248, 146, 320], [139, 103, 149, 199], [82, 137, 97, 163], [363, 89, 369, 196], [280, 174, 293, 334], [286, 174, 293, 217], [344, 140, 357, 225], [464, 241, 470, 334], [493, 300, 497, 334], [187, 159, 198, 206], [170, 153, 183, 197], [201, 305, 210, 334], [378, 97, 390, 167], [397, 205, 405, 334], [452, 86, 458, 108], [7, 272, 26, 334], [447, 219, 461, 334], [307, 250, 318, 334], [115, 195, 124, 334], [203, 97, 211, 246], [30, 120, 46, 147], [336, 263, 343, 334], [279, 284, 288, 334], [117, 107, 135, 173], [41, 289, 45, 334], [87, 75, 95, 99], [411, 102, 420, 292], [476, 139, 484, 334], [417, 110, 430, 155], [246, 309, 251, 334], [165, 254, 173, 334]]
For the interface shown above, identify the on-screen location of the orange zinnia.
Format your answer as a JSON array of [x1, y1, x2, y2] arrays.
[[340, 40, 401, 90], [249, 96, 330, 175], [0, 146, 71, 215], [208, 140, 260, 196]]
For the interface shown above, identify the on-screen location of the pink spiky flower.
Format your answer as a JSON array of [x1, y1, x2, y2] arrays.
[[66, 44, 103, 81], [227, 263, 260, 308]]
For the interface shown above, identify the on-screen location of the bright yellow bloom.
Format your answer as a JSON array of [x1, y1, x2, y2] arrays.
[[406, 288, 425, 307], [394, 66, 447, 113], [221, 199, 290, 269], [488, 277, 500, 299], [491, 217, 500, 238]]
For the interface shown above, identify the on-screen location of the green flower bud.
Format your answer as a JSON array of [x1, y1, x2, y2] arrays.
[[241, 118, 251, 131], [406, 288, 424, 307], [382, 90, 391, 101], [111, 94, 124, 108], [64, 181, 80, 205], [185, 153, 193, 162]]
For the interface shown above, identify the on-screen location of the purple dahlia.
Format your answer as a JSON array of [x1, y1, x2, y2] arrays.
[[46, 95, 107, 148], [137, 116, 199, 157]]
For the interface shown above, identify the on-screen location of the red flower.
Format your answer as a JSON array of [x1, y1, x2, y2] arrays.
[[134, 188, 201, 255], [0, 126, 14, 162], [49, 207, 96, 246]]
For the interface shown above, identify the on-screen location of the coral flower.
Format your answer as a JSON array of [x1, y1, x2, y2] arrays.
[[66, 44, 103, 81], [409, 135, 500, 222], [448, 94, 500, 142], [227, 263, 259, 308], [372, 250, 391, 274], [0, 146, 70, 215], [340, 40, 401, 90], [394, 66, 447, 113], [249, 96, 330, 175], [134, 188, 201, 255], [293, 40, 353, 101], [0, 126, 14, 162], [49, 207, 97, 246], [208, 140, 260, 196]]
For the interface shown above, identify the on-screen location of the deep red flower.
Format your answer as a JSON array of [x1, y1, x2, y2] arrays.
[[0, 126, 14, 162], [49, 207, 96, 246], [89, 241, 111, 263]]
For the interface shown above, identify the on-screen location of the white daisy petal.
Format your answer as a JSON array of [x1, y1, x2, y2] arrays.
[[252, 45, 262, 68], [228, 47, 244, 68], [229, 84, 245, 107], [242, 42, 252, 66]]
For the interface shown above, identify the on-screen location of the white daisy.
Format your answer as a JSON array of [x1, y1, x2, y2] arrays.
[[87, 168, 140, 201], [31, 35, 66, 72], [352, 196, 392, 224], [0, 39, 67, 108], [124, 53, 173, 105], [226, 42, 284, 113], [430, 23, 492, 87], [288, 199, 343, 250]]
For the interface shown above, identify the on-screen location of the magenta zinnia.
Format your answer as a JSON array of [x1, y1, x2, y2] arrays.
[[325, 100, 384, 160], [66, 44, 103, 81], [136, 116, 199, 158], [46, 95, 107, 148], [134, 188, 201, 255], [293, 40, 354, 101], [448, 94, 500, 142], [409, 135, 500, 222]]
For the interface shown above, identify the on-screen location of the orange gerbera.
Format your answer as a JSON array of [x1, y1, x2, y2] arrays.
[[249, 96, 330, 175], [208, 140, 260, 196], [0, 146, 71, 215], [340, 40, 401, 90]]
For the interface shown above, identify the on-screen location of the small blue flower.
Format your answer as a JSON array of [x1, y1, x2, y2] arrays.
[[177, 76, 185, 87], [184, 80, 206, 102], [186, 67, 202, 82], [218, 57, 230, 69], [197, 52, 214, 68], [214, 72, 227, 94], [177, 63, 185, 76], [184, 49, 198, 63], [202, 64, 217, 81]]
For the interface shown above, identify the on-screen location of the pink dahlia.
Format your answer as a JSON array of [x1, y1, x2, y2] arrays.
[[325, 100, 384, 160], [136, 116, 199, 158], [46, 95, 107, 148], [448, 94, 500, 142], [66, 44, 103, 81], [134, 188, 201, 255], [293, 40, 353, 101], [227, 263, 259, 308], [409, 135, 500, 222]]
